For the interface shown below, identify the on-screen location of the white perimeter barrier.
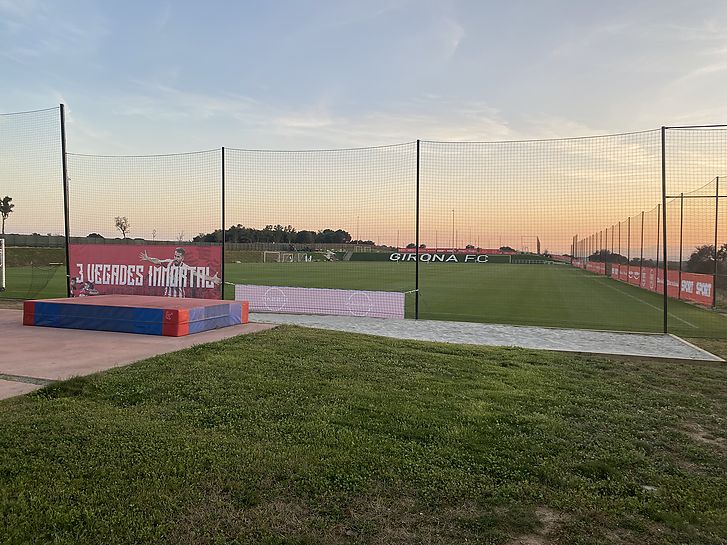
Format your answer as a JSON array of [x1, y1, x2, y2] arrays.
[[235, 284, 405, 319]]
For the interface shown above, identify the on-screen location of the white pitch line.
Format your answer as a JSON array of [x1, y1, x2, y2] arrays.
[[595, 277, 698, 329]]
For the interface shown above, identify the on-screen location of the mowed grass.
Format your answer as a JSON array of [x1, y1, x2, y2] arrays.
[[4, 260, 725, 337], [0, 327, 725, 544], [224, 262, 727, 337], [0, 265, 67, 300]]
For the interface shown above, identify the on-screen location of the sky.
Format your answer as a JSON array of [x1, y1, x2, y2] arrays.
[[4, 0, 727, 154], [2, 0, 727, 253]]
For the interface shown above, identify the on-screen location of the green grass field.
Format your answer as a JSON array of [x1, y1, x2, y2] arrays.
[[3, 260, 727, 337], [1, 327, 725, 544], [222, 262, 727, 338]]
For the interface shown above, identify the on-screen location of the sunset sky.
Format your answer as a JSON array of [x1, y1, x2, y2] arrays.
[[2, 1, 727, 253]]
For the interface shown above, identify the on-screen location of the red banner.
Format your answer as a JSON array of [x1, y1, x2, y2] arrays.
[[607, 263, 714, 306], [68, 243, 222, 299], [585, 262, 606, 275]]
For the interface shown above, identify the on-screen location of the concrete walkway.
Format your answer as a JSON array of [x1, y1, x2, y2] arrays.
[[252, 313, 723, 362], [0, 309, 277, 400]]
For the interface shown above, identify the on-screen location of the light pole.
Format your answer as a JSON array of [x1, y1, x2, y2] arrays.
[[451, 209, 455, 250]]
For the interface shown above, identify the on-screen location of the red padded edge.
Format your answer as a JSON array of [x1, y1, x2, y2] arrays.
[[162, 308, 190, 337], [241, 301, 249, 324], [23, 301, 36, 326]]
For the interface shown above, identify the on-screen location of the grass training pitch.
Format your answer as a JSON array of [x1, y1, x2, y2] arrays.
[[223, 262, 727, 337], [3, 259, 727, 337]]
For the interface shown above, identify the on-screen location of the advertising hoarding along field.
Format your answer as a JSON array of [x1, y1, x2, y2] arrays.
[[574, 260, 713, 306], [68, 243, 222, 299], [610, 265, 714, 307]]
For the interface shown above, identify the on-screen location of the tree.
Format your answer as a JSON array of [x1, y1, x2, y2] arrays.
[[686, 245, 717, 274], [0, 196, 14, 235], [114, 216, 130, 239], [87, 233, 104, 239]]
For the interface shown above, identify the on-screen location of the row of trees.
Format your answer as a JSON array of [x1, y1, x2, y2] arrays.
[[587, 245, 727, 274], [193, 224, 373, 245], [404, 243, 519, 253]]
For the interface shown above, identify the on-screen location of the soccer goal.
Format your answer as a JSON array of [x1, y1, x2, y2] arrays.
[[263, 251, 312, 263]]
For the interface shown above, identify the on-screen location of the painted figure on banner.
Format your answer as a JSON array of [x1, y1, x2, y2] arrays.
[[139, 247, 221, 298]]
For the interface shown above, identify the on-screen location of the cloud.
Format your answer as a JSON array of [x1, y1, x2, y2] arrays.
[[157, 2, 172, 32]]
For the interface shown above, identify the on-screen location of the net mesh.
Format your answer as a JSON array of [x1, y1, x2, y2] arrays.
[[0, 107, 65, 300], [66, 150, 223, 298], [664, 128, 727, 336], [4, 108, 727, 337], [420, 133, 664, 331], [224, 144, 417, 314]]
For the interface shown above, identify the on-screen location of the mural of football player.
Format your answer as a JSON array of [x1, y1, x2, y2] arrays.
[[139, 247, 221, 298]]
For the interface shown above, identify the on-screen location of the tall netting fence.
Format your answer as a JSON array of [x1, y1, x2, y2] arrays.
[[0, 107, 65, 299], [66, 150, 223, 299], [420, 133, 666, 332], [663, 127, 727, 336], [224, 144, 417, 318], [5, 107, 727, 337]]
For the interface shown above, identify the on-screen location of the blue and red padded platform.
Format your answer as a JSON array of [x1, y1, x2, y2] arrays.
[[23, 295, 249, 337]]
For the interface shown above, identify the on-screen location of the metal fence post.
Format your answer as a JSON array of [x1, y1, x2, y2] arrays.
[[627, 216, 631, 270], [618, 221, 621, 262], [661, 126, 668, 332], [415, 139, 420, 320], [656, 204, 661, 270], [60, 104, 71, 298], [679, 192, 684, 300], [640, 210, 645, 287], [221, 146, 226, 300], [714, 176, 719, 308]]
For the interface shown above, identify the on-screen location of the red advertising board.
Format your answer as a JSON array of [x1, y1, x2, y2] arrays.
[[585, 262, 606, 275], [606, 262, 714, 306], [68, 243, 222, 299]]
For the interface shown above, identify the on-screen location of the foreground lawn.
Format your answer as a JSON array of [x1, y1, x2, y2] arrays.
[[0, 327, 726, 544]]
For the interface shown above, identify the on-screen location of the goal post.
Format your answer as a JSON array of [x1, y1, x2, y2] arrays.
[[263, 250, 311, 263], [263, 251, 281, 263]]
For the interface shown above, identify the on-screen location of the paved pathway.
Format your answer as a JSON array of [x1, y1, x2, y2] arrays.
[[0, 309, 276, 400], [252, 313, 722, 362]]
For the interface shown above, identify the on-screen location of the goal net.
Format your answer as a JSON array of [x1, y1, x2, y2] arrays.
[[263, 251, 311, 263]]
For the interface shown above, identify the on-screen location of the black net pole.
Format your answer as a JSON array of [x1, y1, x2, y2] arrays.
[[640, 210, 645, 284], [627, 216, 631, 268], [611, 225, 614, 258], [679, 192, 684, 300], [221, 146, 226, 300], [714, 176, 720, 308], [661, 126, 668, 332], [415, 139, 420, 320], [656, 204, 661, 271], [60, 104, 71, 298]]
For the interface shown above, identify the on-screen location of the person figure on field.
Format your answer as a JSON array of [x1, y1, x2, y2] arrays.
[[139, 247, 221, 298]]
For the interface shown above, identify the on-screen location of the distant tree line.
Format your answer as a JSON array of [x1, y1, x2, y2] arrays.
[[193, 224, 373, 245], [588, 244, 727, 274]]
